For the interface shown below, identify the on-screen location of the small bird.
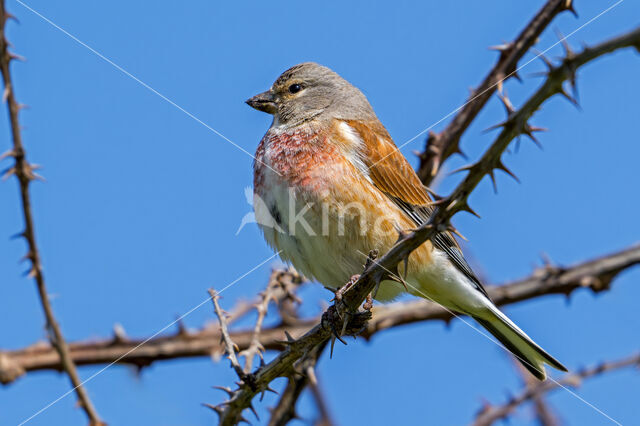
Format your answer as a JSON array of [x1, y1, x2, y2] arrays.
[[247, 62, 566, 380]]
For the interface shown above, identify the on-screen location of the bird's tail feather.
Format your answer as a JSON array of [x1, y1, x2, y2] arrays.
[[473, 307, 567, 380]]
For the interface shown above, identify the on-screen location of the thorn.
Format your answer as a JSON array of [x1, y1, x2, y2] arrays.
[[447, 225, 468, 242], [386, 270, 409, 292], [4, 12, 19, 23], [460, 202, 481, 219], [488, 170, 498, 194], [488, 42, 512, 53], [522, 123, 545, 149], [533, 48, 554, 70], [511, 71, 522, 83], [558, 86, 580, 108], [248, 403, 259, 421], [264, 385, 278, 395], [448, 164, 473, 176], [496, 160, 520, 183], [528, 70, 550, 79], [212, 386, 234, 397], [443, 316, 453, 328], [19, 251, 34, 263], [112, 323, 127, 342], [0, 149, 16, 160], [554, 28, 574, 58], [26, 265, 37, 278], [483, 121, 508, 133], [423, 185, 442, 199], [31, 173, 46, 182], [2, 166, 16, 180], [555, 28, 575, 59], [283, 330, 295, 343], [393, 226, 410, 243], [340, 312, 350, 337], [563, 0, 578, 18], [453, 144, 467, 160], [540, 252, 554, 267], [497, 91, 515, 115], [202, 403, 224, 416], [176, 316, 188, 336], [10, 230, 26, 240], [8, 52, 26, 62]]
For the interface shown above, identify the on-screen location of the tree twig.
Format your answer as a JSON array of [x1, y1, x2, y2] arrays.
[[417, 0, 576, 185], [0, 3, 103, 424], [513, 358, 559, 426], [474, 352, 640, 426], [209, 289, 246, 381], [267, 341, 330, 426], [2, 244, 638, 384], [239, 269, 302, 374], [306, 369, 334, 426]]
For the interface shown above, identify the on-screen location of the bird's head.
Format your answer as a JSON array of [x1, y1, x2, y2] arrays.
[[246, 62, 376, 127]]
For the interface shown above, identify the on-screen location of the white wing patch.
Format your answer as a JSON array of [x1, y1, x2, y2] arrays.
[[337, 121, 373, 183]]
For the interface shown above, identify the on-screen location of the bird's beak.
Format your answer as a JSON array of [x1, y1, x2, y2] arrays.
[[245, 90, 277, 114]]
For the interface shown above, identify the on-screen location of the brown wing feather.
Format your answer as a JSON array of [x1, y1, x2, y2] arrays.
[[343, 119, 490, 298], [344, 119, 431, 206]]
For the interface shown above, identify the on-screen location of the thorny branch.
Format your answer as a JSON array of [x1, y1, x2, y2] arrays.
[[267, 342, 332, 426], [240, 269, 303, 374], [513, 359, 559, 426], [207, 269, 304, 395], [417, 0, 576, 185], [0, 2, 103, 424], [209, 290, 247, 381], [474, 352, 640, 426], [2, 244, 639, 383]]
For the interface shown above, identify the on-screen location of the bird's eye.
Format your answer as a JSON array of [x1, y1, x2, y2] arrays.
[[288, 83, 302, 94]]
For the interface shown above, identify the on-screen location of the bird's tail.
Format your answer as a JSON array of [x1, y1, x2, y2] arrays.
[[473, 306, 567, 380]]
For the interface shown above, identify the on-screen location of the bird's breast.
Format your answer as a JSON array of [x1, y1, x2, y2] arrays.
[[252, 124, 430, 297]]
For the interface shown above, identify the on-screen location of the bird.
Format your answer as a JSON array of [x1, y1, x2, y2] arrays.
[[246, 62, 566, 380]]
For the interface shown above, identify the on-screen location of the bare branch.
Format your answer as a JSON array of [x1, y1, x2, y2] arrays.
[[268, 376, 305, 426], [474, 352, 640, 426], [306, 370, 334, 426], [240, 269, 303, 373], [514, 358, 559, 426], [209, 289, 246, 381], [417, 0, 576, 185], [0, 3, 103, 424], [2, 244, 638, 384], [268, 342, 330, 426]]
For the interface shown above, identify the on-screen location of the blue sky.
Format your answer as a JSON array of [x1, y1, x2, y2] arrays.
[[1, 1, 639, 425]]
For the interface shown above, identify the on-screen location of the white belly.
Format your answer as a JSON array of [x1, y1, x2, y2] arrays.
[[255, 180, 366, 289]]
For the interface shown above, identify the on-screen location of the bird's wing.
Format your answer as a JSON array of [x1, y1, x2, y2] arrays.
[[342, 119, 489, 298]]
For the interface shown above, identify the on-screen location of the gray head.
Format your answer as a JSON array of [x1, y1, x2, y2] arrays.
[[246, 62, 377, 126]]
